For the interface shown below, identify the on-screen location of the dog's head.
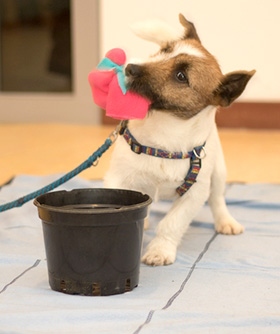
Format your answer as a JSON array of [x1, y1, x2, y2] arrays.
[[126, 14, 255, 119]]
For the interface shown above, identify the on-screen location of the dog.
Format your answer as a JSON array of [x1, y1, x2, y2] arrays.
[[104, 14, 255, 266]]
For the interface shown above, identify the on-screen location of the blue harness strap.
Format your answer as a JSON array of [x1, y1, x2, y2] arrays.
[[121, 127, 206, 196], [175, 156, 201, 196]]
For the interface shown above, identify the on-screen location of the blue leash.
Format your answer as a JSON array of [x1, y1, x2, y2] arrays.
[[0, 128, 119, 213]]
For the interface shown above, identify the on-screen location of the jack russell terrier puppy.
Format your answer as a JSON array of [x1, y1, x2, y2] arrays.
[[104, 14, 255, 266]]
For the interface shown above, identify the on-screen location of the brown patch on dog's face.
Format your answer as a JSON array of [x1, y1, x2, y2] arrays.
[[126, 40, 223, 119], [158, 42, 174, 54]]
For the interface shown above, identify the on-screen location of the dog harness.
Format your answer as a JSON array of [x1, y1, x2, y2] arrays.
[[120, 125, 206, 196]]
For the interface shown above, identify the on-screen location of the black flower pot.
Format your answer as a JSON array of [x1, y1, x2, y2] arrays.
[[34, 188, 152, 296]]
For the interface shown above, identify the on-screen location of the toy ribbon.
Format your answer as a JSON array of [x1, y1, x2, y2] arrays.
[[97, 57, 127, 94]]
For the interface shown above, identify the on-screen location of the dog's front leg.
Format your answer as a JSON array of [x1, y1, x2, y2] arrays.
[[208, 142, 244, 235], [142, 182, 210, 266]]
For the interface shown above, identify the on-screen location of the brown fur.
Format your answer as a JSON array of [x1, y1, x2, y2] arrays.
[[126, 14, 255, 120]]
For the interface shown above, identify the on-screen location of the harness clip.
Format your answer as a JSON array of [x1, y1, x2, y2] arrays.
[[193, 146, 206, 160]]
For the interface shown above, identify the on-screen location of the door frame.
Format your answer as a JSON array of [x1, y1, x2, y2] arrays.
[[0, 0, 100, 124]]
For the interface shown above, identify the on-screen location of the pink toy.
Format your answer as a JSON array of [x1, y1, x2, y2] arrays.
[[88, 48, 150, 120]]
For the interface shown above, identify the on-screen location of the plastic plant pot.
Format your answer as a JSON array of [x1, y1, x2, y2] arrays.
[[34, 188, 152, 296]]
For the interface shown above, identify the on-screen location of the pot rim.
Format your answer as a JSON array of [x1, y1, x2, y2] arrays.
[[34, 188, 152, 215]]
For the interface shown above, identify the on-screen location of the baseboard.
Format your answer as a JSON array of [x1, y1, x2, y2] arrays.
[[217, 102, 280, 129], [102, 102, 280, 129]]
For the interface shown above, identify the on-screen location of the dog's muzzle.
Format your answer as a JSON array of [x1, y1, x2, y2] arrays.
[[125, 64, 143, 78]]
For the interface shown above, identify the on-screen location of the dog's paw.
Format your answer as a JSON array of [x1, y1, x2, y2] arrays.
[[142, 237, 176, 266], [215, 217, 244, 235]]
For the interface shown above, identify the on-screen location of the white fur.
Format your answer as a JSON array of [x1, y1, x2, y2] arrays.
[[104, 107, 244, 266], [127, 41, 205, 67], [130, 19, 182, 45], [172, 42, 204, 58], [130, 20, 204, 60], [149, 41, 205, 62]]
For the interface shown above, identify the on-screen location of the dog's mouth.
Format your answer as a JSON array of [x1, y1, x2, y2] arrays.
[[128, 80, 156, 105], [125, 65, 165, 110], [128, 78, 183, 113], [129, 81, 168, 111]]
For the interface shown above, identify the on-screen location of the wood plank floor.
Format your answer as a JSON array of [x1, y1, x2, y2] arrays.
[[1, 124, 280, 185]]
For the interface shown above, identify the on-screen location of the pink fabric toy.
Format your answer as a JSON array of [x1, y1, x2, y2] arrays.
[[88, 48, 150, 120]]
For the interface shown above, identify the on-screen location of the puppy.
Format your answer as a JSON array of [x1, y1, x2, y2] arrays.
[[104, 14, 255, 266]]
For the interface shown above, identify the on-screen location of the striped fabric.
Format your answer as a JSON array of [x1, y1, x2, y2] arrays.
[[123, 128, 201, 159], [176, 162, 201, 196], [121, 127, 206, 197]]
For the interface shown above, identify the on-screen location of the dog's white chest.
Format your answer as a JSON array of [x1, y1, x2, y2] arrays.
[[105, 108, 218, 201], [158, 158, 190, 182]]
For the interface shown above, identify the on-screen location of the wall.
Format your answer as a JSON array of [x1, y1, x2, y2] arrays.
[[100, 0, 280, 103]]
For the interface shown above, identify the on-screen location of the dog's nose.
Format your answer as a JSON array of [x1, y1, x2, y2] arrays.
[[125, 64, 143, 77]]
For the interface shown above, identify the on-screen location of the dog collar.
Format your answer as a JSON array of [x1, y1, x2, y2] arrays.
[[120, 126, 206, 196]]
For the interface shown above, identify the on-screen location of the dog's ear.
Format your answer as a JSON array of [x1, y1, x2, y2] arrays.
[[213, 70, 256, 107], [179, 14, 201, 43], [131, 19, 182, 45]]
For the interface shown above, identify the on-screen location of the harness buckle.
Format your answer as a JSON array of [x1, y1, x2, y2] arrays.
[[190, 157, 201, 168], [131, 142, 142, 154]]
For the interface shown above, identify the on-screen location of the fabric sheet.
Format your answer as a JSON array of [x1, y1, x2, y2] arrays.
[[0, 175, 279, 334]]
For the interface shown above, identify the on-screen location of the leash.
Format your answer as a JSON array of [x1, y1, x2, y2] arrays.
[[0, 121, 206, 212], [0, 126, 120, 213]]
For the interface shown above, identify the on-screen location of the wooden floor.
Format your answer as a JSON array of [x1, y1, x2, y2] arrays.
[[1, 124, 280, 185]]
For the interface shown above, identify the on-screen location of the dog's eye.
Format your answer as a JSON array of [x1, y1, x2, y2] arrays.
[[176, 71, 188, 84]]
